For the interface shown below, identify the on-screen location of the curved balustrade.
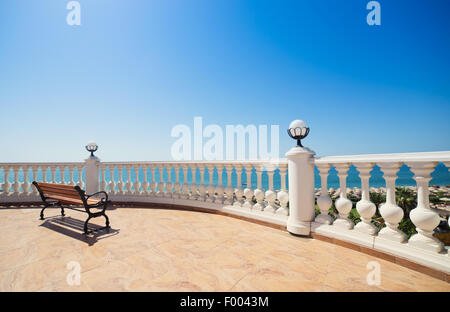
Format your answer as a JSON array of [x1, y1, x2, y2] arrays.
[[0, 163, 84, 200], [313, 151, 450, 273], [98, 161, 289, 224]]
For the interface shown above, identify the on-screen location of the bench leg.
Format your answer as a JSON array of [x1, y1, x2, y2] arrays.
[[84, 216, 92, 234], [40, 205, 48, 220], [59, 204, 65, 217], [103, 213, 110, 229]]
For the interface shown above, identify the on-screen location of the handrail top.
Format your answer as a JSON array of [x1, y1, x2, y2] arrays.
[[0, 162, 84, 167], [100, 159, 288, 166], [315, 151, 450, 164]]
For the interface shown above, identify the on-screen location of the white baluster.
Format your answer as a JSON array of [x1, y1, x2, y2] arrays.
[[378, 162, 406, 243], [117, 165, 125, 195], [50, 166, 57, 183], [234, 164, 244, 207], [126, 165, 132, 194], [214, 164, 224, 204], [276, 163, 289, 216], [166, 165, 173, 198], [243, 165, 254, 210], [109, 166, 117, 195], [100, 165, 107, 191], [23, 166, 31, 195], [224, 164, 234, 205], [157, 165, 165, 197], [355, 163, 378, 235], [12, 166, 21, 195], [69, 165, 76, 185], [408, 162, 444, 253], [141, 165, 149, 195], [149, 165, 157, 196], [133, 166, 141, 195], [2, 166, 10, 195], [264, 166, 277, 213], [315, 163, 333, 224], [179, 164, 189, 199], [206, 164, 215, 203], [333, 164, 354, 229], [197, 165, 207, 201], [253, 166, 265, 211], [32, 166, 39, 195], [173, 165, 181, 199], [78, 165, 84, 189]]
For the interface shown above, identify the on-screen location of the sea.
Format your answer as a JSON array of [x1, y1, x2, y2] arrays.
[[1, 163, 449, 191]]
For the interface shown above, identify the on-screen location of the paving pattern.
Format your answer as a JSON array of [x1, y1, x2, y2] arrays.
[[0, 206, 449, 291]]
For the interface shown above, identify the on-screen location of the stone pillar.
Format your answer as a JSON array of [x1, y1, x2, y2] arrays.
[[84, 155, 100, 194], [286, 146, 315, 235]]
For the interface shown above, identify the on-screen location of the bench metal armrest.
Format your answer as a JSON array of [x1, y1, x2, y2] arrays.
[[86, 191, 109, 202]]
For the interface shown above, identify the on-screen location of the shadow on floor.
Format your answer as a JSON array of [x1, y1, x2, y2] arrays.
[[40, 216, 119, 246]]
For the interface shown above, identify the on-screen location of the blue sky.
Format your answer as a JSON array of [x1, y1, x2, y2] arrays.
[[0, 0, 449, 162]]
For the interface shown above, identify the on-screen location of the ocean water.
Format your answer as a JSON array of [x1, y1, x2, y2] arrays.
[[1, 163, 449, 191]]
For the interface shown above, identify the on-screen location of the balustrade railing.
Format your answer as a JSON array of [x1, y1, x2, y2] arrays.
[[97, 161, 289, 217], [0, 151, 449, 273]]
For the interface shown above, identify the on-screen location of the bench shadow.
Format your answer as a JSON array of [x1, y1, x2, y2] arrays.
[[40, 216, 120, 246]]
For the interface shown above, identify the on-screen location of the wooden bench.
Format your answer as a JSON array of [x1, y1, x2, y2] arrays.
[[32, 182, 111, 234]]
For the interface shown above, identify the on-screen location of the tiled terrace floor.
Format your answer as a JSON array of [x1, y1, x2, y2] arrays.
[[0, 206, 449, 292]]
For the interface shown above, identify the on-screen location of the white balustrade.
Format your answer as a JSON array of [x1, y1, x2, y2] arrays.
[[378, 162, 406, 242], [333, 164, 354, 230], [354, 163, 377, 235]]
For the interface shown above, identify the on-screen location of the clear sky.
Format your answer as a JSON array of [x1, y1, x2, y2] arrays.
[[0, 0, 449, 162]]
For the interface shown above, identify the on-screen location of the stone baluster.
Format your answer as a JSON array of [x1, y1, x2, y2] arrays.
[[333, 164, 354, 229], [157, 165, 165, 197], [50, 166, 57, 184], [173, 165, 181, 199], [276, 163, 289, 216], [149, 165, 157, 196], [166, 165, 173, 198], [215, 164, 225, 204], [234, 164, 244, 207], [109, 166, 117, 195], [197, 165, 206, 201], [224, 164, 235, 205], [315, 163, 333, 224], [206, 164, 216, 203], [178, 165, 186, 199], [264, 166, 277, 213], [253, 165, 265, 211], [408, 162, 444, 253], [133, 166, 141, 195], [12, 165, 21, 195], [31, 166, 39, 195], [2, 165, 10, 195], [125, 165, 132, 194], [243, 165, 254, 210], [59, 166, 65, 184], [355, 163, 378, 235], [22, 166, 31, 195], [141, 165, 149, 195], [77, 165, 84, 189], [68, 165, 76, 185], [378, 162, 406, 242], [100, 165, 107, 191], [117, 165, 125, 195]]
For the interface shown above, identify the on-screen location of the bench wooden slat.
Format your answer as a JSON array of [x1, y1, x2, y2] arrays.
[[40, 188, 80, 199], [37, 182, 78, 189], [46, 195, 100, 206]]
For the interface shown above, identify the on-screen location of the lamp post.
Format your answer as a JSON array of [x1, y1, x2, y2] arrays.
[[84, 141, 100, 194], [286, 120, 315, 236]]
